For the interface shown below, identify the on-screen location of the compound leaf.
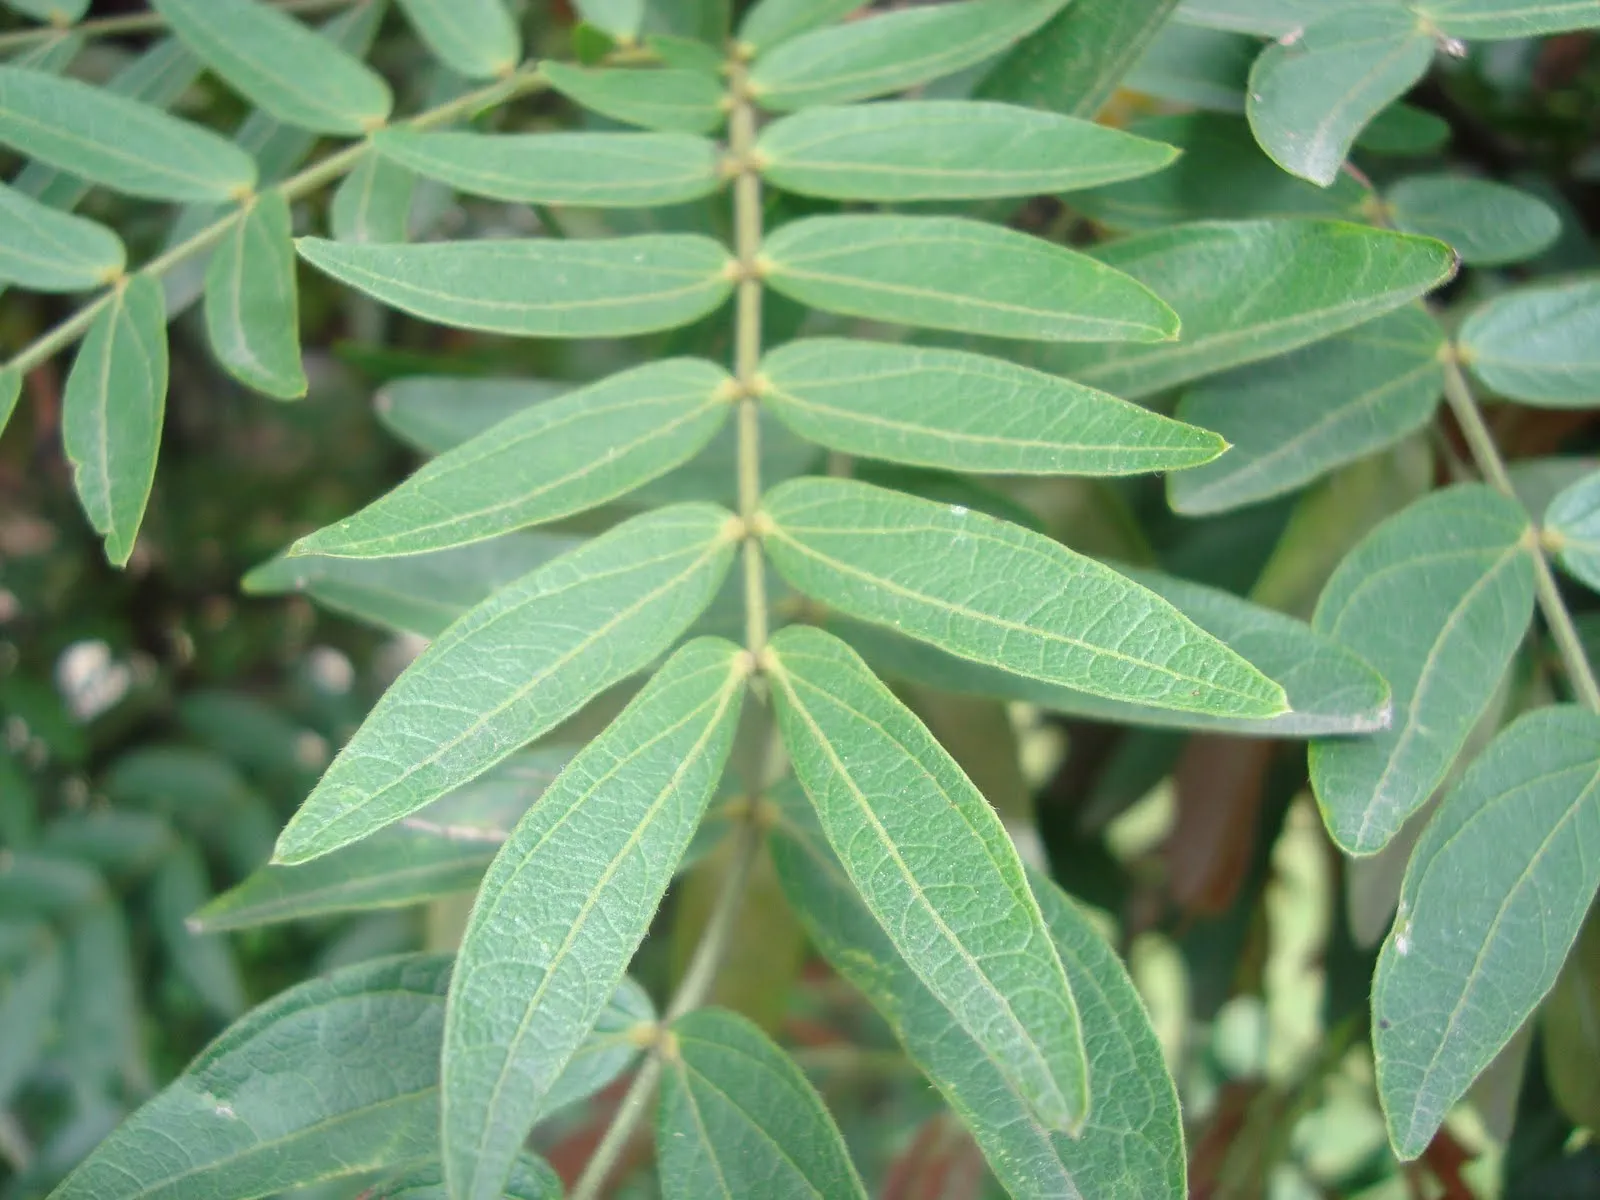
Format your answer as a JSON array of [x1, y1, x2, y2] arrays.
[[394, 0, 521, 79], [657, 1008, 870, 1200], [0, 65, 256, 201], [764, 215, 1178, 343], [0, 179, 124, 292], [1310, 485, 1536, 855], [1457, 279, 1600, 408], [760, 338, 1223, 475], [203, 190, 306, 399], [1373, 706, 1600, 1159], [761, 477, 1287, 719], [63, 275, 168, 567], [444, 639, 746, 1200], [273, 505, 739, 863], [768, 624, 1090, 1133], [374, 129, 723, 207], [296, 234, 734, 338], [152, 0, 391, 135], [291, 359, 732, 557], [1170, 306, 1445, 514], [756, 100, 1176, 201]]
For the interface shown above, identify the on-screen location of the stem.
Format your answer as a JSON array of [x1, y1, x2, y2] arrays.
[[0, 0, 359, 52], [570, 52, 775, 1199], [1, 64, 549, 379], [1441, 355, 1600, 711]]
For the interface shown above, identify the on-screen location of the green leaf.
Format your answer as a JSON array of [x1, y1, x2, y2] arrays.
[[1419, 0, 1600, 39], [1386, 175, 1560, 266], [537, 975, 657, 1121], [151, 0, 391, 135], [193, 751, 571, 931], [394, 0, 521, 78], [770, 787, 1186, 1198], [2, 0, 89, 21], [756, 100, 1175, 201], [1545, 469, 1600, 592], [764, 215, 1178, 343], [1121, 20, 1253, 113], [1372, 706, 1600, 1159], [274, 504, 738, 863], [50, 954, 452, 1200], [1457, 279, 1600, 408], [291, 360, 733, 558], [0, 367, 18, 439], [977, 0, 1182, 119], [657, 1008, 870, 1199], [575, 0, 645, 41], [374, 128, 724, 207], [760, 338, 1223, 475], [57, 900, 141, 1089], [1543, 914, 1600, 1133], [373, 1154, 561, 1200], [737, 0, 862, 52], [1070, 113, 1373, 232], [1177, 0, 1371, 36], [1170, 307, 1446, 515], [768, 624, 1090, 1133], [1036, 220, 1457, 399], [63, 275, 169, 567], [761, 477, 1288, 719], [645, 33, 725, 74], [150, 841, 247, 1020], [1357, 101, 1453, 154], [0, 932, 60, 1106], [444, 638, 746, 1200], [244, 531, 583, 638], [374, 376, 572, 456], [0, 66, 256, 201], [542, 62, 726, 134], [835, 560, 1389, 737], [748, 0, 1066, 111], [1310, 485, 1537, 855], [295, 234, 735, 338], [203, 190, 306, 399], [1246, 7, 1434, 187], [331, 150, 416, 243], [0, 179, 124, 292], [104, 746, 279, 873]]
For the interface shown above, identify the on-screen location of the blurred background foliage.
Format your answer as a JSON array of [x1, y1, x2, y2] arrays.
[[3, 2, 1600, 1198]]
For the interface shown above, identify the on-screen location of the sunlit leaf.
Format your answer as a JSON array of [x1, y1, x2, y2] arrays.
[[771, 785, 1186, 1199], [63, 275, 168, 567], [375, 128, 724, 207], [748, 0, 1067, 110], [152, 0, 391, 135], [1170, 307, 1445, 514], [658, 1008, 870, 1199], [542, 62, 726, 134], [0, 65, 256, 201], [1035, 219, 1457, 399], [768, 624, 1090, 1133], [203, 190, 306, 399], [1247, 7, 1433, 187], [756, 100, 1176, 201], [394, 0, 521, 79], [0, 179, 124, 292], [274, 505, 738, 863], [192, 752, 572, 931], [760, 338, 1223, 475], [737, 0, 863, 52], [1457, 279, 1600, 408], [291, 359, 732, 557], [764, 215, 1178, 343], [296, 234, 735, 338], [444, 639, 746, 1200], [1373, 706, 1600, 1159], [1545, 469, 1600, 593], [761, 477, 1287, 718], [1310, 485, 1536, 855], [244, 532, 584, 638]]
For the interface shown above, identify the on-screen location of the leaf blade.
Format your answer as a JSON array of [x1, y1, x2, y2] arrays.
[[273, 504, 739, 864], [203, 190, 307, 399], [1457, 279, 1600, 408], [542, 63, 727, 134], [0, 179, 124, 292], [1387, 174, 1560, 266], [393, 0, 521, 79], [1546, 469, 1600, 592], [444, 639, 746, 1200]]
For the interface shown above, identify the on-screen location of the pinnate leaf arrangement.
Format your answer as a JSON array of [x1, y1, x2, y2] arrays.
[[3, 0, 1600, 1195]]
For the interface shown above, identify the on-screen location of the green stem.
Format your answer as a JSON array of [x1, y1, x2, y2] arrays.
[[1441, 355, 1600, 711], [1, 63, 548, 380], [0, 0, 359, 52]]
